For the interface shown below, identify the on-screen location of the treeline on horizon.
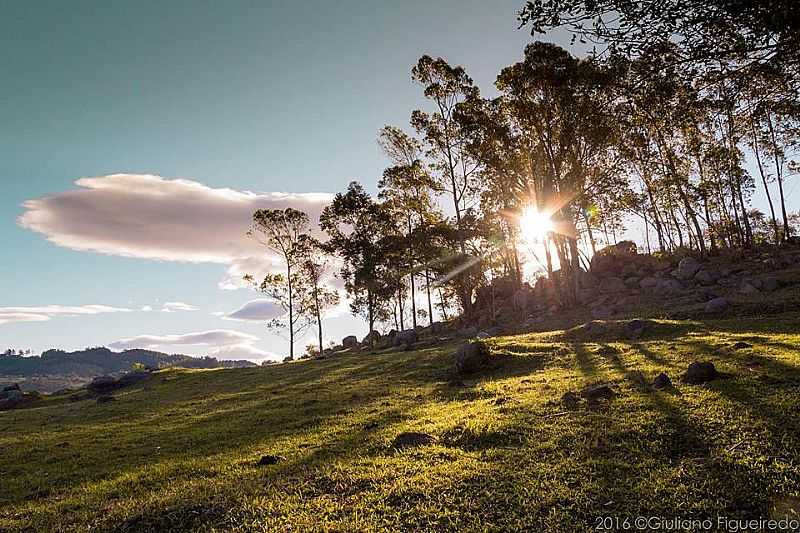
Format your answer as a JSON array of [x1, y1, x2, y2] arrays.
[[248, 0, 800, 359]]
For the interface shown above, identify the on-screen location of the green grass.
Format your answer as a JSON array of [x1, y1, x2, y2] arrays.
[[2, 316, 800, 531]]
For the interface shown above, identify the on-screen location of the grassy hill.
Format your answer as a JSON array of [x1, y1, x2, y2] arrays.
[[2, 315, 800, 531]]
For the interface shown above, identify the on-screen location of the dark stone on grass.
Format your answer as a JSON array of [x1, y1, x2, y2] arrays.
[[391, 432, 435, 449], [652, 372, 672, 389], [624, 319, 648, 340], [628, 370, 648, 389], [580, 384, 615, 401], [342, 335, 358, 348], [117, 371, 150, 387], [454, 341, 489, 375], [394, 329, 418, 346], [96, 395, 115, 404], [257, 455, 285, 466], [762, 277, 779, 292], [561, 391, 580, 409], [87, 376, 118, 393], [683, 361, 718, 384], [2, 383, 21, 392], [0, 389, 24, 409], [732, 341, 752, 350]]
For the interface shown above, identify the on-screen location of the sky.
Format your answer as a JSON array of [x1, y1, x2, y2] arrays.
[[0, 0, 558, 361]]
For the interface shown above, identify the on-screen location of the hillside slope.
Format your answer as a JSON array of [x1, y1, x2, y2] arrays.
[[2, 316, 800, 531]]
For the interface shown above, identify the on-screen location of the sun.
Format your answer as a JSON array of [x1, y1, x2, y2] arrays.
[[519, 206, 554, 242]]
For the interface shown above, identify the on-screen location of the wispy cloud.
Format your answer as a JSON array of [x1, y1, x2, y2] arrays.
[[224, 299, 284, 321], [0, 305, 132, 325], [18, 174, 332, 289], [108, 329, 258, 351], [161, 302, 198, 313]]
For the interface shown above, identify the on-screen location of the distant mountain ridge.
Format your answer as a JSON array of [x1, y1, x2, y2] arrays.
[[0, 347, 257, 392]]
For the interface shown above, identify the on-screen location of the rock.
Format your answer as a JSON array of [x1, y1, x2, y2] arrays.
[[117, 371, 150, 388], [96, 395, 115, 404], [394, 329, 418, 347], [362, 330, 382, 345], [656, 278, 684, 295], [454, 341, 489, 375], [512, 288, 530, 311], [561, 391, 580, 409], [391, 431, 435, 449], [624, 319, 648, 340], [458, 326, 479, 338], [624, 276, 640, 288], [762, 277, 779, 292], [628, 371, 648, 389], [732, 341, 752, 350], [639, 276, 659, 289], [2, 383, 21, 392], [683, 361, 718, 384], [704, 297, 729, 313], [342, 335, 359, 349], [582, 321, 607, 336], [694, 270, 718, 286], [87, 376, 118, 393], [598, 277, 626, 294], [652, 372, 672, 389], [739, 281, 759, 295], [257, 454, 285, 466], [591, 305, 613, 319], [580, 384, 615, 401], [0, 389, 24, 409], [674, 257, 701, 280]]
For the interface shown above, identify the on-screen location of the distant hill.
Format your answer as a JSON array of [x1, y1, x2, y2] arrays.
[[0, 346, 257, 392]]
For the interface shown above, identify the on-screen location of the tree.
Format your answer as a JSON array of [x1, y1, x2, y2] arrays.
[[247, 207, 310, 360], [295, 235, 340, 356], [320, 182, 397, 345]]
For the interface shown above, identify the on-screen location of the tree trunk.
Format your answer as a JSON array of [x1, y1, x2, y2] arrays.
[[287, 263, 294, 360], [750, 117, 781, 244], [766, 110, 791, 239]]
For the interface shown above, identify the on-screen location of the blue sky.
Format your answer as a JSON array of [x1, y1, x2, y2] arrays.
[[0, 0, 550, 360]]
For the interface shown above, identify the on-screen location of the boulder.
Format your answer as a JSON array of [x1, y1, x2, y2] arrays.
[[762, 277, 779, 292], [342, 335, 359, 349], [673, 257, 701, 280], [582, 321, 608, 336], [512, 288, 531, 311], [96, 395, 115, 404], [683, 361, 718, 384], [454, 341, 489, 374], [116, 371, 150, 388], [739, 281, 760, 295], [393, 329, 418, 347], [87, 376, 118, 393], [391, 432, 436, 449], [598, 277, 626, 294], [591, 305, 613, 319], [652, 372, 672, 389], [458, 326, 479, 338], [624, 319, 648, 340], [639, 276, 659, 289], [656, 278, 684, 295], [624, 276, 641, 288], [362, 330, 382, 346], [561, 391, 580, 409], [694, 270, 718, 286], [732, 341, 752, 350], [580, 384, 615, 402], [257, 455, 285, 466], [704, 297, 729, 313], [2, 383, 21, 392]]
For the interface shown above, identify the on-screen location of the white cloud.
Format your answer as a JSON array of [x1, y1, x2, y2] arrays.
[[18, 174, 333, 290], [141, 305, 153, 312], [161, 301, 199, 313], [108, 329, 259, 351], [0, 305, 132, 326], [224, 299, 285, 322], [209, 343, 282, 362]]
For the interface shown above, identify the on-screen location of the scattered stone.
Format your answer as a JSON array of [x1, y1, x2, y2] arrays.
[[561, 391, 580, 409], [257, 455, 285, 466], [704, 297, 729, 313], [762, 277, 779, 292], [639, 276, 659, 289], [732, 341, 753, 350], [2, 383, 21, 392], [454, 341, 489, 375], [657, 278, 684, 296], [598, 277, 626, 293], [583, 321, 608, 336], [362, 330, 382, 346], [624, 319, 648, 340], [683, 361, 719, 384], [591, 306, 613, 319], [458, 326, 479, 338], [87, 376, 118, 393], [694, 270, 717, 286], [342, 335, 359, 349], [393, 329, 418, 347], [652, 372, 672, 389], [96, 395, 115, 404], [628, 371, 648, 389], [739, 281, 760, 295], [391, 432, 435, 449], [0, 389, 24, 409], [116, 371, 150, 388], [624, 276, 641, 288], [580, 384, 615, 401], [673, 257, 701, 280]]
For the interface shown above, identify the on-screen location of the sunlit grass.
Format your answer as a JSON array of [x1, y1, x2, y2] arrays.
[[1, 316, 799, 531]]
